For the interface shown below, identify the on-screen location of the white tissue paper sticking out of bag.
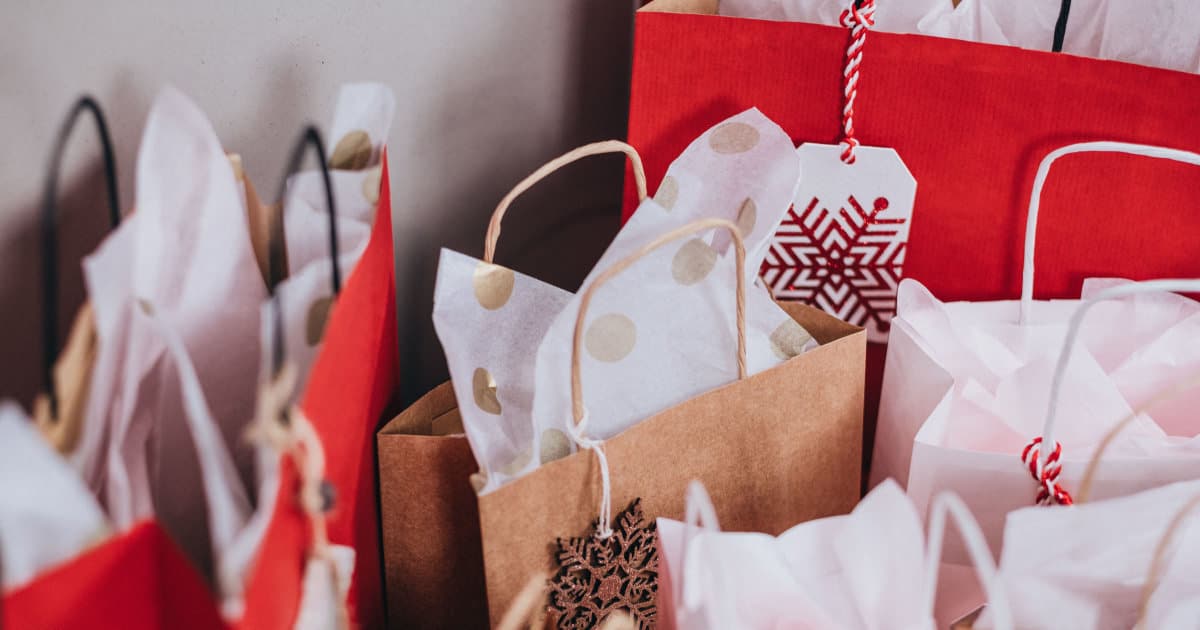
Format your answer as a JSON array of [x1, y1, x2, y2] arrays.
[[80, 86, 268, 576], [263, 83, 395, 401], [0, 401, 108, 590], [984, 478, 1200, 629], [657, 481, 936, 629], [719, 0, 940, 34], [433, 249, 574, 494], [887, 277, 1200, 464], [436, 108, 814, 493], [918, 0, 1200, 73], [722, 0, 1200, 74], [526, 109, 812, 478]]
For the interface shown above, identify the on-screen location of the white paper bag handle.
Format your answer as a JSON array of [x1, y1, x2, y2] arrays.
[[923, 492, 1014, 630], [484, 140, 648, 264], [1039, 280, 1200, 481], [679, 480, 721, 614], [1135, 493, 1200, 629], [1020, 141, 1200, 322]]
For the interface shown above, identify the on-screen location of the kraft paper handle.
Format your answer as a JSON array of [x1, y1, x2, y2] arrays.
[[41, 95, 120, 421], [570, 218, 748, 425], [1076, 368, 1200, 504], [1134, 493, 1200, 629], [269, 125, 342, 376], [483, 140, 649, 264], [924, 493, 1014, 630], [1019, 142, 1200, 323], [1039, 279, 1200, 471]]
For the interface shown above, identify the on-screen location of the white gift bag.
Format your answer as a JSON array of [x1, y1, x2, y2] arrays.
[[872, 142, 1200, 609], [974, 371, 1200, 629], [985, 478, 1200, 629], [1141, 492, 1200, 629], [656, 479, 1013, 629]]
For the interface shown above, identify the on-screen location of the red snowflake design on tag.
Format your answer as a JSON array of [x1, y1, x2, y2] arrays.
[[761, 195, 906, 338]]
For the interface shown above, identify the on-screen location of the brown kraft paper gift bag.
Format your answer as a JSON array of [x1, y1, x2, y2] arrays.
[[477, 218, 865, 626], [377, 383, 488, 628], [375, 141, 651, 629]]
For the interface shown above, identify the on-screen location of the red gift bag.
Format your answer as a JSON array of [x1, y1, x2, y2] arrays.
[[3, 523, 225, 630], [622, 1, 1200, 472], [242, 152, 397, 630], [284, 151, 398, 629]]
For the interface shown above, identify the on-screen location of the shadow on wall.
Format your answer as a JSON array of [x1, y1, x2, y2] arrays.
[[394, 1, 638, 406], [1, 156, 112, 407], [0, 1, 640, 413], [0, 54, 317, 409]]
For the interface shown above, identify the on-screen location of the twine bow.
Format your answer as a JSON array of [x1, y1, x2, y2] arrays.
[[1020, 437, 1074, 506], [565, 409, 614, 540], [248, 366, 349, 627]]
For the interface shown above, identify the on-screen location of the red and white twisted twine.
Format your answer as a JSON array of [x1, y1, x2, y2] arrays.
[[838, 0, 876, 164], [1021, 437, 1074, 506]]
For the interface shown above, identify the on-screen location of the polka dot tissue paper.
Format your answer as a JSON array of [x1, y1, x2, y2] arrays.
[[434, 108, 815, 495]]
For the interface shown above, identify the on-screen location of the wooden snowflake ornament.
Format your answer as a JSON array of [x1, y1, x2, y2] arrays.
[[546, 499, 658, 629]]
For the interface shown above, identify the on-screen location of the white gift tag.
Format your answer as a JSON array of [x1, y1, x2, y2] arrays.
[[762, 144, 916, 342]]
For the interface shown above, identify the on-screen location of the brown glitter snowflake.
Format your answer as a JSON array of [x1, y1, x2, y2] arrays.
[[545, 499, 658, 629]]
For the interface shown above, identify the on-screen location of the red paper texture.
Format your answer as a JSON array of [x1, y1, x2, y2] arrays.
[[288, 152, 398, 629], [3, 522, 225, 630], [623, 13, 1200, 463]]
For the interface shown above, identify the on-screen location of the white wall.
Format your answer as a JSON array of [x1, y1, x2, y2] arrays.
[[1, 0, 635, 405]]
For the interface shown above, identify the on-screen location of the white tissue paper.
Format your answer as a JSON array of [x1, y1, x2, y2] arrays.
[[434, 108, 813, 494], [919, 0, 1200, 73], [719, 0, 939, 34], [982, 478, 1200, 630], [526, 109, 811, 480], [0, 401, 108, 590], [78, 88, 267, 584], [260, 82, 395, 402], [722, 0, 1200, 74], [657, 480, 1004, 629], [872, 277, 1200, 607]]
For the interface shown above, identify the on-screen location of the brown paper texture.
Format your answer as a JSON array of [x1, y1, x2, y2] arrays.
[[641, 0, 718, 15], [376, 381, 490, 629], [478, 302, 865, 625]]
